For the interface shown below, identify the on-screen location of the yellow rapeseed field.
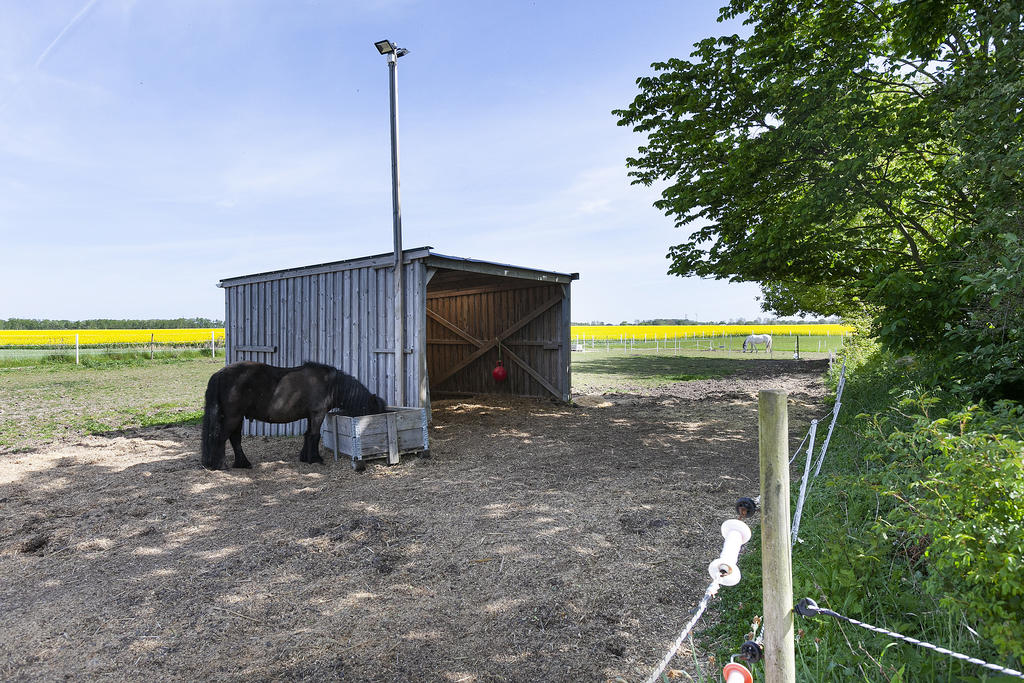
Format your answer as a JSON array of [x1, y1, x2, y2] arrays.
[[0, 325, 849, 347], [0, 329, 226, 346], [571, 324, 852, 340]]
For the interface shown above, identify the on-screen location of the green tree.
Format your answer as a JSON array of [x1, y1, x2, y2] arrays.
[[615, 0, 1023, 397]]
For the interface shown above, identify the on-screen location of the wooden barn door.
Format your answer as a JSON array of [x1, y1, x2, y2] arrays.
[[426, 282, 569, 400]]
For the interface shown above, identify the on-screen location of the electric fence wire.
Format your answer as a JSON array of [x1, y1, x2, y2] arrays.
[[790, 419, 818, 545], [790, 362, 847, 543], [644, 578, 723, 683], [796, 598, 1024, 680], [788, 426, 811, 466]]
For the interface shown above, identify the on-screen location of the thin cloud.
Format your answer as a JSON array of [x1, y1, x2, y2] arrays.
[[34, 0, 100, 68]]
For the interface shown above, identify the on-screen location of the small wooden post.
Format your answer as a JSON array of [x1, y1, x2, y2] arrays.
[[385, 412, 399, 465], [759, 389, 796, 683], [75, 334, 80, 365], [150, 333, 155, 360], [211, 330, 216, 358]]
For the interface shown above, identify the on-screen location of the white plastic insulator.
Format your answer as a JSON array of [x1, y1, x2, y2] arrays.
[[723, 662, 753, 683], [707, 519, 752, 586]]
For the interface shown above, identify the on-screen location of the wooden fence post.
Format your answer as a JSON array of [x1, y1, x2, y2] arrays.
[[759, 389, 796, 683]]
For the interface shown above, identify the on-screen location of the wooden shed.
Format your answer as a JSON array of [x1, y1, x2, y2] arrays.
[[218, 247, 578, 436]]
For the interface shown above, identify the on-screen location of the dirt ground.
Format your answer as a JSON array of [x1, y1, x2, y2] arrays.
[[0, 359, 828, 682]]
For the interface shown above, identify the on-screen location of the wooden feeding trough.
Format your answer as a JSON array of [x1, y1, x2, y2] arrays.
[[323, 406, 429, 471]]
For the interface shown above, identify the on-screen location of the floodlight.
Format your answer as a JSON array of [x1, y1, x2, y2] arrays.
[[374, 39, 395, 55]]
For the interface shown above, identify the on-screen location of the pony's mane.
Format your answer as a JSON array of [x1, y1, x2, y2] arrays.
[[329, 368, 373, 408], [300, 362, 379, 411]]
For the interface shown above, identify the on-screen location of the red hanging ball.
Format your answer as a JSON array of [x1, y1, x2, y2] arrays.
[[492, 360, 507, 382]]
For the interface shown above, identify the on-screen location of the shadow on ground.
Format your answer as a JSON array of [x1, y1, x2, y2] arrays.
[[0, 362, 828, 681]]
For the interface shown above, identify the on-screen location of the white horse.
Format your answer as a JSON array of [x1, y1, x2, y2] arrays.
[[743, 334, 773, 353]]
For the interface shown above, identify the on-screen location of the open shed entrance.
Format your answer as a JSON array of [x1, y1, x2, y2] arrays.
[[424, 258, 576, 402]]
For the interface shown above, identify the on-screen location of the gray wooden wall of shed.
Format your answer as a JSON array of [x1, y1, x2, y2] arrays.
[[223, 259, 426, 437]]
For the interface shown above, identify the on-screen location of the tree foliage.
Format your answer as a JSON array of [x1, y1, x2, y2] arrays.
[[615, 0, 1023, 397]]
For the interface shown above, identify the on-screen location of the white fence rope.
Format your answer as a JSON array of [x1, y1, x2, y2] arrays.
[[645, 518, 752, 683], [812, 363, 846, 478], [790, 419, 818, 545], [644, 578, 723, 683], [790, 362, 846, 544]]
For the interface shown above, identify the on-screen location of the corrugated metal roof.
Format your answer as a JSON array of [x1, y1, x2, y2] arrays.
[[218, 247, 578, 288]]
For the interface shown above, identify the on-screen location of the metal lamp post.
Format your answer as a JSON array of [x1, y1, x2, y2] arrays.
[[374, 39, 409, 407]]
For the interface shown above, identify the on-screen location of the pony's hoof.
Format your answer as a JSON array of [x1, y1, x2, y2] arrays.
[[233, 459, 252, 469]]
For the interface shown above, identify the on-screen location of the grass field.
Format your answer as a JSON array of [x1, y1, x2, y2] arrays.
[[0, 357, 222, 452], [574, 333, 845, 356], [572, 323, 851, 340]]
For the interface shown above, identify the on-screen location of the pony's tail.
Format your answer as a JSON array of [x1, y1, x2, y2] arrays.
[[200, 373, 223, 469]]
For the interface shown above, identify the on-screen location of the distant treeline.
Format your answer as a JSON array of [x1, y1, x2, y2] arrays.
[[573, 317, 842, 326], [0, 318, 224, 330]]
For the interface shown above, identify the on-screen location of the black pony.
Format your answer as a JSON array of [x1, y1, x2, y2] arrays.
[[201, 361, 387, 469]]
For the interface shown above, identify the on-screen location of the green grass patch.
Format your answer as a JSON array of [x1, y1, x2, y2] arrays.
[[572, 352, 738, 393], [574, 333, 846, 356], [0, 347, 219, 369], [0, 357, 221, 450]]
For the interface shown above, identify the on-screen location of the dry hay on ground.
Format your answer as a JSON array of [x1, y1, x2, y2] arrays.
[[0, 360, 828, 682]]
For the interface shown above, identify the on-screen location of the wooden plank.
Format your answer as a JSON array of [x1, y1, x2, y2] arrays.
[[331, 414, 341, 462], [560, 283, 571, 402], [433, 339, 561, 347], [386, 412, 399, 464], [342, 270, 352, 373], [339, 408, 423, 430], [496, 291, 563, 343], [350, 429, 425, 455], [432, 340, 496, 387], [235, 345, 277, 353], [427, 282, 556, 299], [318, 272, 327, 360], [358, 266, 370, 391], [503, 345, 561, 400], [426, 309, 485, 347], [416, 262, 431, 412], [339, 410, 424, 436]]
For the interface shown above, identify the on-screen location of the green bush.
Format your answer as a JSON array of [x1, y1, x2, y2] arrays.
[[882, 402, 1024, 662], [709, 347, 1024, 680]]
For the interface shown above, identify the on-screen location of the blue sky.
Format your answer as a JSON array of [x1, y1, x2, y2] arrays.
[[0, 0, 767, 323]]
